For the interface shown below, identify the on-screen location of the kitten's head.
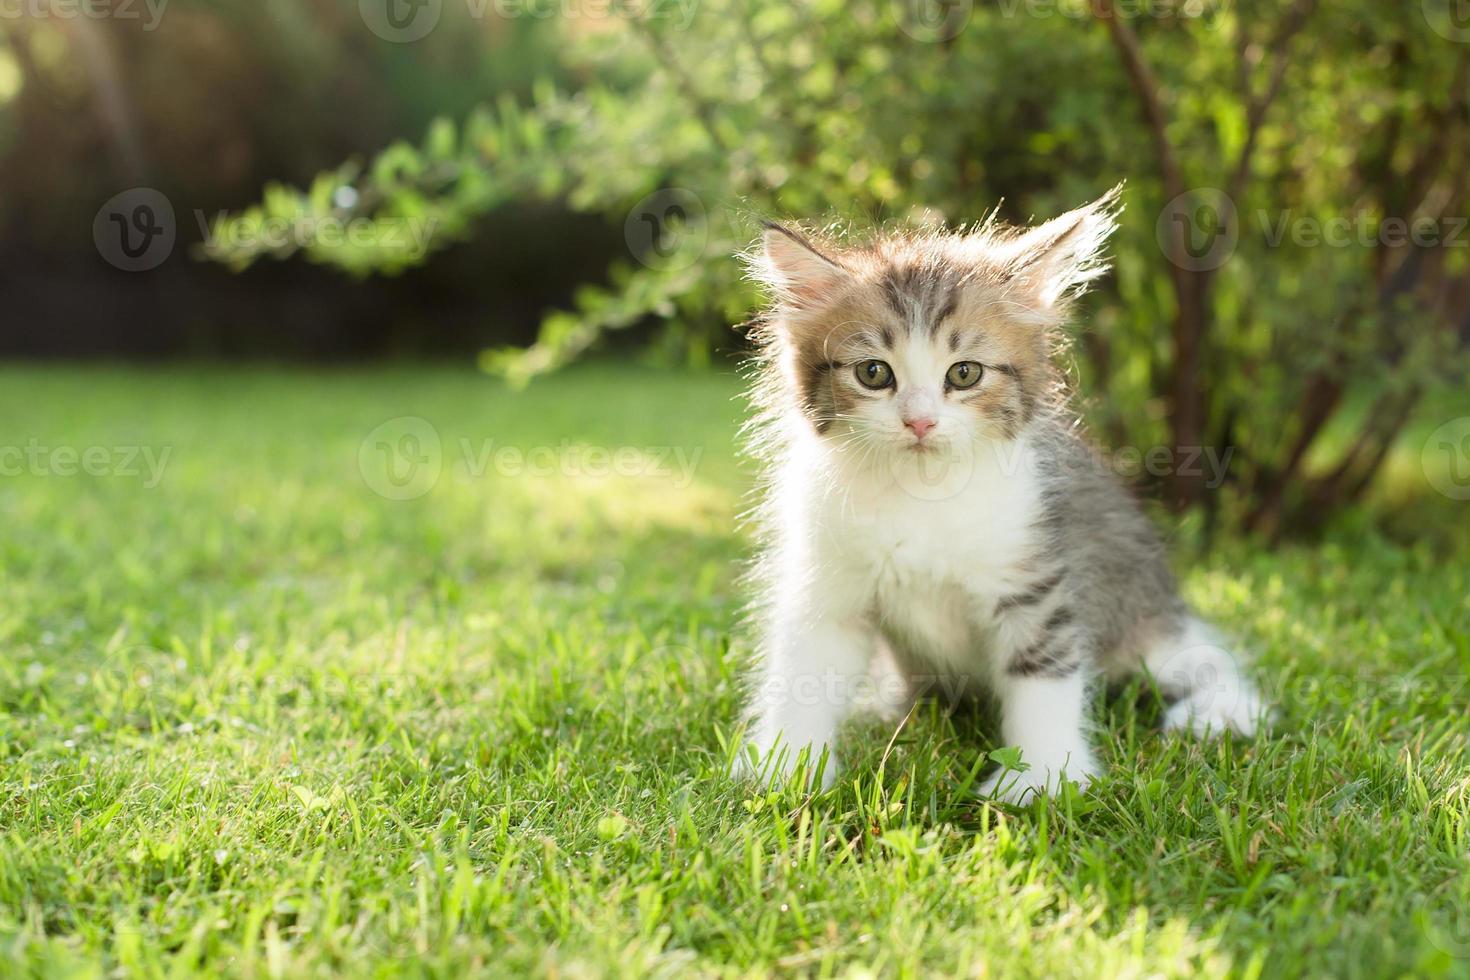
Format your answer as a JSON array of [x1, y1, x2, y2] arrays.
[[747, 186, 1121, 459]]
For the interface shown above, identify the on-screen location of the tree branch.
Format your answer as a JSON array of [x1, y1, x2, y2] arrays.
[[1224, 0, 1316, 207], [1094, 0, 1210, 506], [1094, 0, 1186, 205]]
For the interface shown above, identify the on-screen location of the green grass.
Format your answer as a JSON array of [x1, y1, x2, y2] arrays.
[[1, 364, 1468, 978]]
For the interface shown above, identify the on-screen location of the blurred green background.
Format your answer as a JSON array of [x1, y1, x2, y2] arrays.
[[1, 0, 1468, 531]]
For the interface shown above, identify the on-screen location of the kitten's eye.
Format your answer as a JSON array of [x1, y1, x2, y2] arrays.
[[946, 361, 983, 390], [855, 359, 894, 390]]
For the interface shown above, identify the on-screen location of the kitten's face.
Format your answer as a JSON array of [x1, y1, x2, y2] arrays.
[[751, 188, 1121, 462], [798, 274, 1042, 456]]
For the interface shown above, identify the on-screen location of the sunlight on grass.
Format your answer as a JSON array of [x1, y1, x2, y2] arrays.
[[0, 366, 1467, 977]]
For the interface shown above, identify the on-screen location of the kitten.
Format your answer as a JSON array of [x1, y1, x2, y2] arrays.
[[732, 186, 1269, 802]]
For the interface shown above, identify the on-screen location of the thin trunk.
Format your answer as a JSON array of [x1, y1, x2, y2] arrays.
[[1243, 375, 1344, 537], [1169, 275, 1207, 507], [1296, 387, 1422, 527]]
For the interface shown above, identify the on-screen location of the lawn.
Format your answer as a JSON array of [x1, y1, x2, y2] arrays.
[[1, 364, 1468, 978]]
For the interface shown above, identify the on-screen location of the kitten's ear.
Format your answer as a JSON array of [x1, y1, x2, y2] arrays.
[[748, 222, 848, 307], [997, 183, 1123, 313]]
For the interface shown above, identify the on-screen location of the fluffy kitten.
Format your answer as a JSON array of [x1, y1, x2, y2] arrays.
[[732, 186, 1268, 802]]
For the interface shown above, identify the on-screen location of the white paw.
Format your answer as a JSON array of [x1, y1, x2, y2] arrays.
[[978, 754, 1098, 804], [1162, 680, 1273, 738]]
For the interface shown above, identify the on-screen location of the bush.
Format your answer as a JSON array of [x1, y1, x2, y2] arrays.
[[207, 0, 1470, 532]]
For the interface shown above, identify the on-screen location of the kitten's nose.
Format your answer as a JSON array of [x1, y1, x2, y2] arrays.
[[904, 417, 936, 440]]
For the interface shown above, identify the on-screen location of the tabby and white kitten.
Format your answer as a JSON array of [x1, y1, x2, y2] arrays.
[[732, 187, 1268, 802]]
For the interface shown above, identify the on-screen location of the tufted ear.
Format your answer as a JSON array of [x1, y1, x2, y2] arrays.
[[747, 222, 849, 308], [994, 184, 1123, 313]]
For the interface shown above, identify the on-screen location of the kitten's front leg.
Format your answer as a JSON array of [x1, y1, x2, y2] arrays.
[[734, 610, 874, 790], [979, 669, 1099, 803], [979, 589, 1099, 802]]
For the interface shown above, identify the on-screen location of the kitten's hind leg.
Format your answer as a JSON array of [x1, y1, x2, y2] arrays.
[[861, 636, 916, 724], [1142, 617, 1270, 737]]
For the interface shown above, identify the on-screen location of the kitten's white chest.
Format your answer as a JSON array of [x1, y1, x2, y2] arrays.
[[819, 443, 1045, 673]]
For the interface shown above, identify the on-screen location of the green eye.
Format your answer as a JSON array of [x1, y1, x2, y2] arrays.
[[855, 360, 894, 390], [946, 361, 983, 389]]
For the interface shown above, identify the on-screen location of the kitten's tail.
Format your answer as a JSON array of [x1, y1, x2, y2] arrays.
[[1141, 617, 1271, 737]]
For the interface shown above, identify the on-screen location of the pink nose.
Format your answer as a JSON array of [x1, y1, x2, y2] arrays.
[[904, 417, 936, 440]]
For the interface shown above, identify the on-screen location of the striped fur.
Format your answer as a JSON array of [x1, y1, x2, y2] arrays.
[[732, 186, 1268, 802]]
